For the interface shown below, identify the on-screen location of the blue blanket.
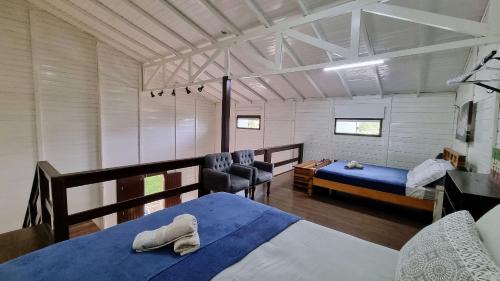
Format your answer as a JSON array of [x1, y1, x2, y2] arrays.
[[0, 193, 299, 281], [315, 160, 408, 195]]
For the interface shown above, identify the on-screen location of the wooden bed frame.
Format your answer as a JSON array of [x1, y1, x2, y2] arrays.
[[311, 148, 466, 212]]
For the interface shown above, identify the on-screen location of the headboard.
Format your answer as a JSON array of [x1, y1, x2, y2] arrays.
[[443, 147, 467, 170]]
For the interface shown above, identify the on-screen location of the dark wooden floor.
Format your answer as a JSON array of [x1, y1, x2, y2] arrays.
[[70, 171, 430, 250], [69, 221, 100, 239], [253, 171, 430, 250]]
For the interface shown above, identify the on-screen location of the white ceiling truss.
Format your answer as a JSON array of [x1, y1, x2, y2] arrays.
[[140, 0, 499, 98], [30, 0, 498, 102]]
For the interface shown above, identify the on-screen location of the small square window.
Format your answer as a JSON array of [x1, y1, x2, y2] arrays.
[[334, 118, 382, 137], [237, 115, 261, 130]]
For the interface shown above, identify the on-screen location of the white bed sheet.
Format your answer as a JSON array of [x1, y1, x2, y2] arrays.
[[213, 220, 398, 281]]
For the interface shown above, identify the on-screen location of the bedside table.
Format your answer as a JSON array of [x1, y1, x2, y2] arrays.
[[293, 159, 332, 195], [444, 170, 500, 220]]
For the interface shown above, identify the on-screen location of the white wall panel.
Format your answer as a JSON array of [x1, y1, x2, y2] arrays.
[[140, 94, 176, 163], [31, 9, 100, 215], [231, 95, 456, 173], [97, 42, 140, 228], [264, 102, 295, 174], [176, 93, 196, 185], [196, 97, 216, 156], [234, 104, 265, 150], [453, 44, 500, 173], [388, 94, 456, 169], [294, 100, 333, 161], [333, 97, 391, 166], [0, 0, 37, 233]]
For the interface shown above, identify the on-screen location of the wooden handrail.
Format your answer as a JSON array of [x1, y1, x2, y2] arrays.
[[29, 143, 304, 242], [67, 184, 199, 225], [59, 157, 205, 188]]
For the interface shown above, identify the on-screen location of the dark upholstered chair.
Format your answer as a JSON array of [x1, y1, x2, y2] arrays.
[[232, 150, 274, 199], [203, 152, 254, 197]]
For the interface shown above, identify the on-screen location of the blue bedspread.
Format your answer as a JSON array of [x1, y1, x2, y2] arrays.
[[315, 160, 408, 195], [0, 193, 299, 281]]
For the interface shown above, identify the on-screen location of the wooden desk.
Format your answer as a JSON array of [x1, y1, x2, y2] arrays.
[[444, 170, 500, 220], [294, 159, 332, 195]]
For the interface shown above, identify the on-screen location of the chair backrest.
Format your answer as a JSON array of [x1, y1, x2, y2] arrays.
[[205, 152, 233, 173], [232, 150, 255, 166]]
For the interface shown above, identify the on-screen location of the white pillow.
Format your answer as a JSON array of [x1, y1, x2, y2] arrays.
[[395, 211, 500, 281], [406, 159, 454, 188], [477, 204, 500, 266]]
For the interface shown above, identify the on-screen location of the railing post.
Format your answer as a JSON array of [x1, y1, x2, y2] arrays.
[[198, 164, 209, 197], [264, 149, 272, 163], [51, 177, 69, 242], [39, 168, 51, 225], [298, 143, 304, 164], [29, 171, 39, 226]]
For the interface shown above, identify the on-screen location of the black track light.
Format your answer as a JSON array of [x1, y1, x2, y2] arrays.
[[150, 91, 155, 98], [185, 87, 191, 94], [197, 85, 204, 92], [158, 90, 164, 97], [171, 89, 176, 96]]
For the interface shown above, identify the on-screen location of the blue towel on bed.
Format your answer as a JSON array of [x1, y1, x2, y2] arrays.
[[0, 193, 300, 281]]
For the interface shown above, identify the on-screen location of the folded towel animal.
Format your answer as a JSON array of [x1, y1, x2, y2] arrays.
[[345, 161, 363, 169], [132, 214, 199, 253], [174, 231, 200, 256]]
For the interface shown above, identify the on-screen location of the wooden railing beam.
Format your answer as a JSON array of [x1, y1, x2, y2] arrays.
[[29, 142, 304, 243]]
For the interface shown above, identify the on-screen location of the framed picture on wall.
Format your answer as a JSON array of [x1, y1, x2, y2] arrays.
[[456, 101, 474, 142]]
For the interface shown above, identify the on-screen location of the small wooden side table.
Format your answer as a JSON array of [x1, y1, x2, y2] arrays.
[[294, 159, 332, 195]]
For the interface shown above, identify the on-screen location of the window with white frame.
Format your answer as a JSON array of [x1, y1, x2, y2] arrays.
[[334, 118, 382, 137]]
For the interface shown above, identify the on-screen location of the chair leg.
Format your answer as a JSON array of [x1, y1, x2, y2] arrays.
[[251, 185, 255, 200], [244, 189, 248, 198], [266, 182, 271, 197]]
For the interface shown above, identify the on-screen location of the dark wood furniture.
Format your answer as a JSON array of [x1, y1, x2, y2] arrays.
[[117, 175, 145, 223], [293, 159, 332, 195], [22, 143, 304, 244], [312, 148, 466, 211], [0, 224, 53, 263], [444, 170, 500, 220]]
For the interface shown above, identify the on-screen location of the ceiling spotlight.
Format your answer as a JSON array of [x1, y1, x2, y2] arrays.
[[185, 87, 191, 94], [171, 89, 176, 96], [197, 85, 204, 92], [150, 91, 155, 98], [158, 90, 164, 97]]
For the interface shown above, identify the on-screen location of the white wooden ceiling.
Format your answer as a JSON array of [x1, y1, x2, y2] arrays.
[[30, 0, 490, 102]]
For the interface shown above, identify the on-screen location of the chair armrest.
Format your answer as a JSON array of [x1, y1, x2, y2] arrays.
[[203, 168, 231, 192], [254, 161, 274, 173], [233, 164, 258, 183], [230, 165, 253, 180]]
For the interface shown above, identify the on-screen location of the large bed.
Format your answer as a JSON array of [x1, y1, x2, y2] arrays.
[[0, 193, 399, 281], [312, 148, 465, 212], [1, 192, 499, 281]]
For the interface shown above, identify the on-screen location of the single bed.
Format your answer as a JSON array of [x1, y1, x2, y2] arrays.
[[312, 148, 465, 212]]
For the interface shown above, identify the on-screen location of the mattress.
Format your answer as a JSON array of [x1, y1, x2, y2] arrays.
[[315, 160, 408, 195], [214, 220, 398, 281]]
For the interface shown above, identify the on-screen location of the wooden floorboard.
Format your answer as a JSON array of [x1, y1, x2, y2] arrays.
[[69, 171, 430, 250], [253, 171, 430, 250], [69, 221, 100, 238]]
